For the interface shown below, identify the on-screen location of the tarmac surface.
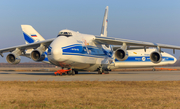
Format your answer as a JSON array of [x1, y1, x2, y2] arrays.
[[0, 70, 180, 81]]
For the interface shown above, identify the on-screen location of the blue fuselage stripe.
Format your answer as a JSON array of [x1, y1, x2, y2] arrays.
[[62, 53, 107, 58], [47, 44, 175, 63], [115, 56, 174, 62]]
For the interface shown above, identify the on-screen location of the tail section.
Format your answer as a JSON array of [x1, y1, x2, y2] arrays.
[[100, 6, 109, 37], [21, 25, 45, 44]]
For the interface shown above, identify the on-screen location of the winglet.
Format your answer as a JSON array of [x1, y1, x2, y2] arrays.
[[100, 6, 109, 37]]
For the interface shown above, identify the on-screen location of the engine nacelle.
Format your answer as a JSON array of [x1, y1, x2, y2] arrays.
[[30, 49, 45, 62], [150, 51, 162, 63], [6, 53, 21, 64], [115, 48, 128, 61]]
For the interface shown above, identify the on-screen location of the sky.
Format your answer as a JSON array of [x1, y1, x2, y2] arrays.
[[0, 0, 180, 62]]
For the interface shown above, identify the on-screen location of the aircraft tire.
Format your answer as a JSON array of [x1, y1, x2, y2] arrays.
[[72, 70, 75, 75], [67, 71, 72, 75], [98, 70, 102, 74], [68, 70, 75, 75], [75, 71, 78, 74], [104, 71, 109, 74], [98, 70, 109, 74]]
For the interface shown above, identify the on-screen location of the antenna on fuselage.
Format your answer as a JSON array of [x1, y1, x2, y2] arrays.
[[100, 6, 109, 37]]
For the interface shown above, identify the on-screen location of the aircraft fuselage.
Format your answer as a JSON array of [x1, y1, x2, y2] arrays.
[[47, 30, 176, 71]]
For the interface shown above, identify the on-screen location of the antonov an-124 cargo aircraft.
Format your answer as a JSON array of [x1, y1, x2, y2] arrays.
[[0, 6, 180, 75]]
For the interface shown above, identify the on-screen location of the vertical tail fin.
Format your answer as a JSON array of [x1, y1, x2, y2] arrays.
[[21, 25, 45, 44], [100, 6, 109, 37]]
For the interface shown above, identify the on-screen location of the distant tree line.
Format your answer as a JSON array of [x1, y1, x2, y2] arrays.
[[0, 62, 56, 67]]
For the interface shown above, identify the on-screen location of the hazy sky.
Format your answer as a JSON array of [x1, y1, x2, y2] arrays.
[[0, 0, 180, 62]]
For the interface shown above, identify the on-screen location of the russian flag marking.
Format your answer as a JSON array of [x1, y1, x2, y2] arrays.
[[31, 34, 37, 37]]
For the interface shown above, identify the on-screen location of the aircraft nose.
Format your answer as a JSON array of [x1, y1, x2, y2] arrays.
[[174, 57, 177, 63], [48, 36, 73, 63], [51, 46, 62, 61], [47, 43, 62, 63]]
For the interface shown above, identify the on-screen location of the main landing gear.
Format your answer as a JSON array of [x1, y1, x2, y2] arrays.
[[54, 69, 78, 76], [97, 68, 109, 74]]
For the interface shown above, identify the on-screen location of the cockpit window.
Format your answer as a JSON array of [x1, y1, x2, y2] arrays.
[[57, 32, 72, 37]]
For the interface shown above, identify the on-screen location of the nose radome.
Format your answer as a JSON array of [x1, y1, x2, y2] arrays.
[[48, 36, 75, 62], [174, 56, 177, 63], [50, 46, 62, 61]]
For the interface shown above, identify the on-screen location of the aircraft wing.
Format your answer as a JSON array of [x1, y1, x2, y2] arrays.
[[95, 36, 180, 50], [0, 38, 55, 56]]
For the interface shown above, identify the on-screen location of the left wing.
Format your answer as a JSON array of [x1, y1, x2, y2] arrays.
[[94, 36, 180, 50], [0, 38, 55, 57]]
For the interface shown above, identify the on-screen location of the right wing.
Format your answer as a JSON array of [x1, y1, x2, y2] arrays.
[[94, 36, 180, 50], [0, 38, 55, 57]]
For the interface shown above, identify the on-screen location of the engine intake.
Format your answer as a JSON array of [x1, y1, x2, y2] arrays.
[[30, 44, 46, 62], [115, 48, 128, 61], [31, 49, 45, 62], [6, 53, 21, 64], [150, 51, 162, 63]]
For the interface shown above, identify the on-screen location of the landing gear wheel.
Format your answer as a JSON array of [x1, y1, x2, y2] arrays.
[[98, 70, 102, 74], [103, 71, 109, 74], [72, 70, 75, 75], [68, 69, 75, 75], [67, 71, 72, 75], [98, 68, 102, 74], [75, 71, 78, 74], [98, 68, 109, 74]]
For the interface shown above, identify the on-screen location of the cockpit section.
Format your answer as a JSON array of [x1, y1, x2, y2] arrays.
[[57, 31, 72, 37]]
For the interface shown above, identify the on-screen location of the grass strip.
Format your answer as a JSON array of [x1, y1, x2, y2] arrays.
[[0, 81, 179, 109]]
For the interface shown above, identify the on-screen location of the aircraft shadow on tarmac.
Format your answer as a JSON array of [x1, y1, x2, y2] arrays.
[[15, 72, 97, 76], [15, 72, 138, 75], [0, 72, 139, 76], [0, 72, 97, 76], [0, 73, 11, 74], [117, 72, 140, 74], [0, 72, 55, 76], [17, 73, 55, 76]]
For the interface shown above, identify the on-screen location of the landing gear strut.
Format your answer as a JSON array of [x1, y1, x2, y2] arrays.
[[67, 69, 75, 75]]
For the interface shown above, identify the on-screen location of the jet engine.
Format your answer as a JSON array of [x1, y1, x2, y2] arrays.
[[6, 53, 21, 64], [114, 48, 128, 61], [150, 51, 162, 63], [31, 49, 45, 61], [6, 48, 22, 64], [30, 45, 46, 62]]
